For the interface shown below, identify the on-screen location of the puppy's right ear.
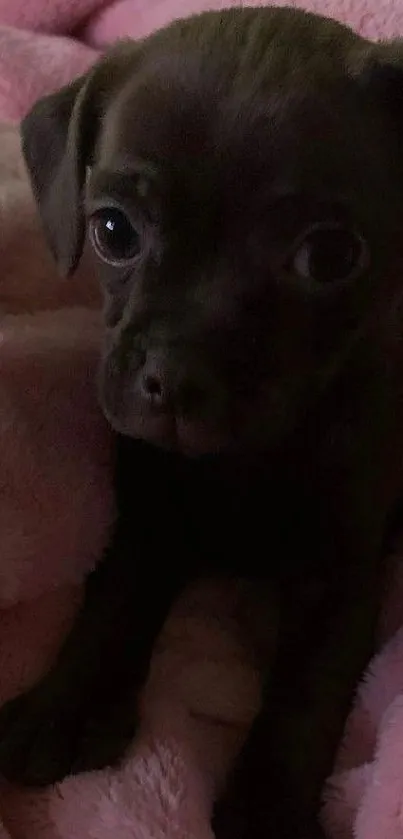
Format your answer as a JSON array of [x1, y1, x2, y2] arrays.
[[21, 73, 97, 276]]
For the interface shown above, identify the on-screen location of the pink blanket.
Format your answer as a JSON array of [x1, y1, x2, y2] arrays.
[[1, 1, 403, 837]]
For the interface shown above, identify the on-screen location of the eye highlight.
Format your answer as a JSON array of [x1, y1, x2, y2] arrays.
[[89, 208, 141, 265], [289, 224, 368, 285]]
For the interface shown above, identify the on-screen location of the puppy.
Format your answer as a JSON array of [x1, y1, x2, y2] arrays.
[[2, 6, 403, 837]]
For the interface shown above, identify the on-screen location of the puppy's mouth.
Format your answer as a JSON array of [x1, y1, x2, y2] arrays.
[[175, 417, 234, 457], [103, 407, 234, 458]]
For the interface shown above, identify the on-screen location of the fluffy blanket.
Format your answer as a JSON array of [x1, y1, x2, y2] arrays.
[[1, 1, 403, 837]]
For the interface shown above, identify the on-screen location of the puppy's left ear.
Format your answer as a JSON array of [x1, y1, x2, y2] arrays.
[[21, 73, 97, 277], [353, 40, 403, 124], [21, 41, 139, 277]]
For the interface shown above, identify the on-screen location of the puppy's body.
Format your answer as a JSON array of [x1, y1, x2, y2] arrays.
[[2, 7, 403, 837]]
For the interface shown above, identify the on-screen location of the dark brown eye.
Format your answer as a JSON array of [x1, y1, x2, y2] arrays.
[[89, 208, 141, 265], [291, 225, 368, 284]]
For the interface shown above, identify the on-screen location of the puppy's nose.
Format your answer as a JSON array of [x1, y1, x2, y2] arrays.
[[140, 352, 208, 416], [140, 357, 171, 409]]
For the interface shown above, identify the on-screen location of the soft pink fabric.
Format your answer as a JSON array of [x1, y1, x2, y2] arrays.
[[82, 0, 403, 47], [1, 1, 403, 838]]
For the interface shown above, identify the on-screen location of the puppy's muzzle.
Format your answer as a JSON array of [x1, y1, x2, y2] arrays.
[[140, 351, 207, 415], [113, 349, 233, 456]]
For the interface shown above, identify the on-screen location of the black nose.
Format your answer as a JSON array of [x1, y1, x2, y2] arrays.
[[140, 356, 172, 409], [139, 352, 213, 416]]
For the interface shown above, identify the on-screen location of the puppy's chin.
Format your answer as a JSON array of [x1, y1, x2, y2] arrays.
[[102, 403, 234, 458]]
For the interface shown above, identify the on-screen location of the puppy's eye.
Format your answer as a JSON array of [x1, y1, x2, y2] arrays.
[[290, 225, 368, 285], [89, 208, 141, 265]]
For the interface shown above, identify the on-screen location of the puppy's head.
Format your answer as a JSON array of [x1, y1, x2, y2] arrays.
[[20, 8, 403, 455]]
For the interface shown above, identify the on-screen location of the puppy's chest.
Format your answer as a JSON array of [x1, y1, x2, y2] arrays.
[[181, 472, 329, 584]]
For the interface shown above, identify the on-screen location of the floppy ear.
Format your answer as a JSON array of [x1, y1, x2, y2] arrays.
[[353, 40, 403, 127], [21, 40, 143, 277], [20, 73, 98, 277]]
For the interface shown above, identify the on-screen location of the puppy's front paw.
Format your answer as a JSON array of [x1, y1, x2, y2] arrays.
[[213, 777, 325, 839], [0, 683, 83, 786], [213, 801, 324, 839], [0, 683, 138, 786]]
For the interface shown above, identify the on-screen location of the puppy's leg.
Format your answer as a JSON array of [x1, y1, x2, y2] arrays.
[[213, 569, 379, 839], [0, 515, 190, 787]]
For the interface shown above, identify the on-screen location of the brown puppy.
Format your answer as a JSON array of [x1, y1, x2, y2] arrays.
[[2, 6, 403, 838]]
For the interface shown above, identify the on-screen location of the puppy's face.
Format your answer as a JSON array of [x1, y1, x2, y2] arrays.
[[21, 9, 403, 455]]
